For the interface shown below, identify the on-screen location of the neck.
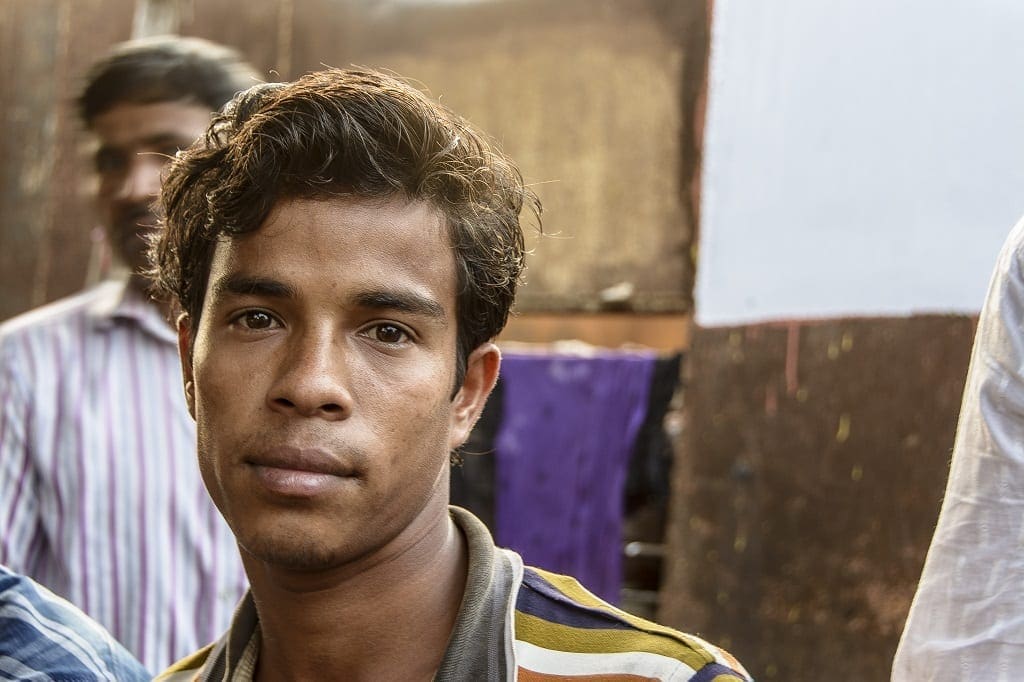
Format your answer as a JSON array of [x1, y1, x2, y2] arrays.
[[249, 508, 468, 682]]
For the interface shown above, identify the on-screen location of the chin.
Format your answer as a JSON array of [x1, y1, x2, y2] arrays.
[[241, 534, 351, 573]]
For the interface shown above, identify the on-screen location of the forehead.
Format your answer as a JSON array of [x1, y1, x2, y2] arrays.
[[90, 100, 211, 148], [206, 196, 456, 308]]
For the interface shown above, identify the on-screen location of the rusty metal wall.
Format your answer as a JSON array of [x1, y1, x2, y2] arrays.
[[0, 0, 707, 323], [659, 316, 975, 680], [0, 0, 134, 320], [194, 0, 706, 313]]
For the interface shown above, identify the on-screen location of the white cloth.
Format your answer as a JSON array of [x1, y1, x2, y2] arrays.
[[0, 280, 246, 673], [893, 217, 1024, 681]]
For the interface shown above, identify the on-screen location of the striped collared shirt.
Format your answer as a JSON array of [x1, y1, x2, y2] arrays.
[[0, 280, 247, 673], [157, 507, 750, 681], [0, 563, 149, 680]]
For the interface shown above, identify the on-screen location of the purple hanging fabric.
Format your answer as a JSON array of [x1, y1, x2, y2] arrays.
[[494, 350, 657, 603]]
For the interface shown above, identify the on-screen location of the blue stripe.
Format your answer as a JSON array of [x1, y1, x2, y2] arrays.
[[0, 618, 103, 678], [690, 662, 748, 682], [0, 566, 149, 681], [516, 568, 632, 631]]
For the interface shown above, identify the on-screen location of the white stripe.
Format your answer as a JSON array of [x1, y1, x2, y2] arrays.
[[3, 586, 111, 676], [0, 655, 49, 680], [504, 550, 524, 682], [514, 639, 698, 679]]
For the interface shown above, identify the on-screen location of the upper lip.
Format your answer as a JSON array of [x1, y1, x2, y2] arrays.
[[247, 446, 356, 477]]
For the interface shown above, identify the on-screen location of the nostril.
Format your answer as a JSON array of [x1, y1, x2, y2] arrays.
[[270, 397, 345, 417]]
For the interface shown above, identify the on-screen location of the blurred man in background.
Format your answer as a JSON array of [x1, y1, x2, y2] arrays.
[[0, 36, 258, 672]]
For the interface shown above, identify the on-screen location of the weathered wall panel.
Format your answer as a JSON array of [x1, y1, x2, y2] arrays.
[[341, 0, 697, 313], [2, 0, 705, 322], [659, 316, 975, 680], [0, 0, 133, 320], [180, 0, 288, 78]]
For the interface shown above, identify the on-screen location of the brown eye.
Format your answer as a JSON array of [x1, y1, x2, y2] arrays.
[[374, 324, 407, 344], [243, 311, 274, 329]]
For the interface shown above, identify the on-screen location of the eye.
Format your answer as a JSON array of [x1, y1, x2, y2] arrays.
[[95, 149, 126, 175], [236, 310, 278, 331], [371, 323, 409, 344]]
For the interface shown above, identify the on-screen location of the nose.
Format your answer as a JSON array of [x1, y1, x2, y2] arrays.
[[267, 330, 353, 421], [112, 155, 164, 203]]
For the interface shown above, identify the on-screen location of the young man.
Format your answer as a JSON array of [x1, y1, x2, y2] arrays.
[[153, 68, 750, 681], [0, 36, 257, 672]]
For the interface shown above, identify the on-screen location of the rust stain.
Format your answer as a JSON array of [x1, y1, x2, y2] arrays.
[[785, 322, 800, 395]]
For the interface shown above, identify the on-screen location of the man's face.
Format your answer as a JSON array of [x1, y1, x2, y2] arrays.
[[92, 100, 211, 274], [180, 196, 498, 573]]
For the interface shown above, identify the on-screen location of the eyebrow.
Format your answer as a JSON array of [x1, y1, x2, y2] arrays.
[[352, 290, 447, 320], [213, 275, 296, 300], [212, 275, 446, 320]]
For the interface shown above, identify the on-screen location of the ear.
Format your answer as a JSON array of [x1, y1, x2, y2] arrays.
[[448, 342, 501, 450], [177, 313, 197, 420]]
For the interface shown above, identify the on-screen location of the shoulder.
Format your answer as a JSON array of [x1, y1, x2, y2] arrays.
[[0, 282, 122, 381], [513, 566, 751, 681], [0, 281, 121, 340], [0, 565, 150, 680]]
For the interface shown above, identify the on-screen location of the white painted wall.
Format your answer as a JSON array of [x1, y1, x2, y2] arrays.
[[696, 0, 1024, 325]]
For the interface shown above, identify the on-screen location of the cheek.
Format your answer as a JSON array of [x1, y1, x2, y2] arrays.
[[190, 335, 255, 433], [367, 371, 454, 461]]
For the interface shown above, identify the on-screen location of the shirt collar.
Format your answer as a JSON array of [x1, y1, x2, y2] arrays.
[[87, 278, 177, 345], [197, 507, 512, 681]]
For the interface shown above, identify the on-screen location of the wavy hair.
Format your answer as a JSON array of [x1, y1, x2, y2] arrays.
[[152, 68, 541, 386]]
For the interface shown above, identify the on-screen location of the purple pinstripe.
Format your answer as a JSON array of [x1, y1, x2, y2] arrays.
[[0, 280, 247, 673]]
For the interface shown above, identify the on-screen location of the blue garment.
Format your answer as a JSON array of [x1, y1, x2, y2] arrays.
[[0, 564, 149, 681]]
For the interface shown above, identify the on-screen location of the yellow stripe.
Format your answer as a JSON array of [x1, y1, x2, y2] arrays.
[[515, 611, 714, 671], [153, 644, 213, 680], [526, 569, 720, 655]]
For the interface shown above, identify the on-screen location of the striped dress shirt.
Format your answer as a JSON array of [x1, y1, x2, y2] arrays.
[[0, 280, 247, 673], [0, 563, 149, 680]]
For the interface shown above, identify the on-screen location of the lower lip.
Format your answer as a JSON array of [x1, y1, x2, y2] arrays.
[[252, 465, 348, 497]]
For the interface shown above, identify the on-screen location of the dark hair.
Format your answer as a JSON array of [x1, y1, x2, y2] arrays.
[[153, 68, 541, 386], [78, 35, 259, 126]]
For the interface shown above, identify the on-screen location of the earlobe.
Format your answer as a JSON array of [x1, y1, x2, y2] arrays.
[[449, 343, 501, 450], [176, 313, 197, 419]]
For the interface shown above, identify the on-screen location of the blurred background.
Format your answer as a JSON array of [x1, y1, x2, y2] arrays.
[[3, 0, 1024, 679]]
